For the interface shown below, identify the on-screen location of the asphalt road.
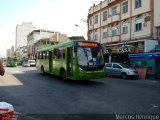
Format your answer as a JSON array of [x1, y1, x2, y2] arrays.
[[0, 66, 160, 120]]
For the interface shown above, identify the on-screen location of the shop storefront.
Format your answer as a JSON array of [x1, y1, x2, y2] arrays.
[[128, 52, 160, 79], [103, 39, 158, 65]]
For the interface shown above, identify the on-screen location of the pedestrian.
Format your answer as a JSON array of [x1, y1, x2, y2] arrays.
[[0, 59, 5, 76]]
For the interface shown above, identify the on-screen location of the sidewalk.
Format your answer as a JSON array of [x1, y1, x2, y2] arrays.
[[0, 69, 23, 86]]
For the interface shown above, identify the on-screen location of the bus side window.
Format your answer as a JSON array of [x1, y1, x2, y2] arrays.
[[39, 52, 42, 59], [54, 49, 58, 59], [53, 50, 55, 59], [61, 48, 65, 59], [46, 51, 49, 59]]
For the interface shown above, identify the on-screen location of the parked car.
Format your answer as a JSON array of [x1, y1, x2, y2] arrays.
[[22, 61, 30, 67], [28, 60, 36, 66], [104, 62, 139, 79], [22, 60, 36, 67]]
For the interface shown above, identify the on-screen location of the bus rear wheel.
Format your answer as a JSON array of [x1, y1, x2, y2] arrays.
[[60, 70, 66, 80]]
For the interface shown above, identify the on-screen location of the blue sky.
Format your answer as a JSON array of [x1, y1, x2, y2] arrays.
[[0, 0, 101, 57]]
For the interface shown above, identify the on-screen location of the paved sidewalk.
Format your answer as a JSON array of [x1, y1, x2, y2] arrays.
[[0, 68, 23, 86]]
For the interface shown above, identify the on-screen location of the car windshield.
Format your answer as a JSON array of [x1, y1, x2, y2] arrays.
[[119, 63, 131, 68], [77, 47, 104, 66]]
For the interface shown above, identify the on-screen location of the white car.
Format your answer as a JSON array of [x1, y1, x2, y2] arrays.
[[22, 60, 36, 67], [28, 60, 36, 66], [22, 61, 30, 67]]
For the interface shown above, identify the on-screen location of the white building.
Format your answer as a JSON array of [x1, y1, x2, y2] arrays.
[[15, 22, 36, 50], [27, 29, 62, 59], [88, 0, 160, 62]]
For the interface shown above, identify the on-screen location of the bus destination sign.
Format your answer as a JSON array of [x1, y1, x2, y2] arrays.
[[78, 42, 98, 47]]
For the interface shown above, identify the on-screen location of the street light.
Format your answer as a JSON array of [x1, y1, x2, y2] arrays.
[[75, 24, 87, 40], [81, 19, 88, 25]]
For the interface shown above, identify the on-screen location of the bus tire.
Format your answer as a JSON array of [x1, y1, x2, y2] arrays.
[[41, 66, 45, 74], [60, 69, 66, 80]]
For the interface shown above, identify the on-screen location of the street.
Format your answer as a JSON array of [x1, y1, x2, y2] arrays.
[[0, 66, 160, 120]]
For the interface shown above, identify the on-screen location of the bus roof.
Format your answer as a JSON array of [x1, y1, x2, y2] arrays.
[[36, 40, 87, 52]]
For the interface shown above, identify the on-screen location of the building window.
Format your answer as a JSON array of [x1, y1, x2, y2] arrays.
[[122, 1, 128, 13], [103, 11, 107, 21], [94, 31, 98, 40], [112, 6, 117, 16], [95, 15, 98, 24], [112, 27, 117, 36], [135, 0, 142, 8], [89, 18, 92, 26], [103, 31, 107, 39], [122, 25, 128, 34], [135, 18, 142, 31]]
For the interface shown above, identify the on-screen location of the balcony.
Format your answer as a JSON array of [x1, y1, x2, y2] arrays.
[[112, 36, 120, 42], [89, 25, 94, 30], [107, 17, 112, 24], [112, 14, 120, 22], [108, 14, 120, 24], [101, 0, 108, 8]]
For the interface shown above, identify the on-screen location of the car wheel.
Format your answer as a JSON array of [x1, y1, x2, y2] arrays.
[[121, 73, 127, 79]]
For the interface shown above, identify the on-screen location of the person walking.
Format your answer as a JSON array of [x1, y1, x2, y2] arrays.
[[0, 59, 5, 76]]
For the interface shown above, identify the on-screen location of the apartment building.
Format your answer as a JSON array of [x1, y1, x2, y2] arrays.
[[34, 33, 68, 53], [6, 46, 15, 58], [27, 29, 68, 59], [15, 22, 36, 50], [88, 0, 160, 62]]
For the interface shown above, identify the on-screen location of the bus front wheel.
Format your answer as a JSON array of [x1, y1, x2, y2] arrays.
[[60, 70, 66, 80]]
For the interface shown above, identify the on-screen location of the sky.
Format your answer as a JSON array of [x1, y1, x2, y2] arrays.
[[0, 0, 101, 57]]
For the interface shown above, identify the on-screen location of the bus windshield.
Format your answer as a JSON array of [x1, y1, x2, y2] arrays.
[[7, 59, 17, 62], [77, 46, 104, 66]]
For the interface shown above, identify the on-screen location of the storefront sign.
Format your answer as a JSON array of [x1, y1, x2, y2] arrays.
[[129, 52, 160, 60], [118, 46, 131, 53]]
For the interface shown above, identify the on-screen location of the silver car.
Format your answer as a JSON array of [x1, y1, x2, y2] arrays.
[[105, 62, 139, 79]]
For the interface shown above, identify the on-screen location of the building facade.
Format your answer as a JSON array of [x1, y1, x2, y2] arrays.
[[27, 29, 67, 59], [6, 46, 15, 58], [6, 49, 12, 58], [15, 22, 36, 51], [34, 33, 68, 53], [88, 0, 160, 63]]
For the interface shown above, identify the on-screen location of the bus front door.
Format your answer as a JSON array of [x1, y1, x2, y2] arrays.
[[67, 47, 73, 78], [49, 51, 53, 72]]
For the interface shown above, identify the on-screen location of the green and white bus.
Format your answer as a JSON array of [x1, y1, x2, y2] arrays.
[[6, 57, 17, 67], [36, 40, 105, 80]]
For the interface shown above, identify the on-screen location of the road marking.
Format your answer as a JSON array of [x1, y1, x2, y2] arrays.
[[150, 104, 159, 109]]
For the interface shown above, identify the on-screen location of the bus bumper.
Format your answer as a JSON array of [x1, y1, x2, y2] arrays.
[[77, 70, 105, 80]]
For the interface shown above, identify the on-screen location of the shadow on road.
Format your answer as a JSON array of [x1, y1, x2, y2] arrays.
[[11, 69, 105, 87]]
